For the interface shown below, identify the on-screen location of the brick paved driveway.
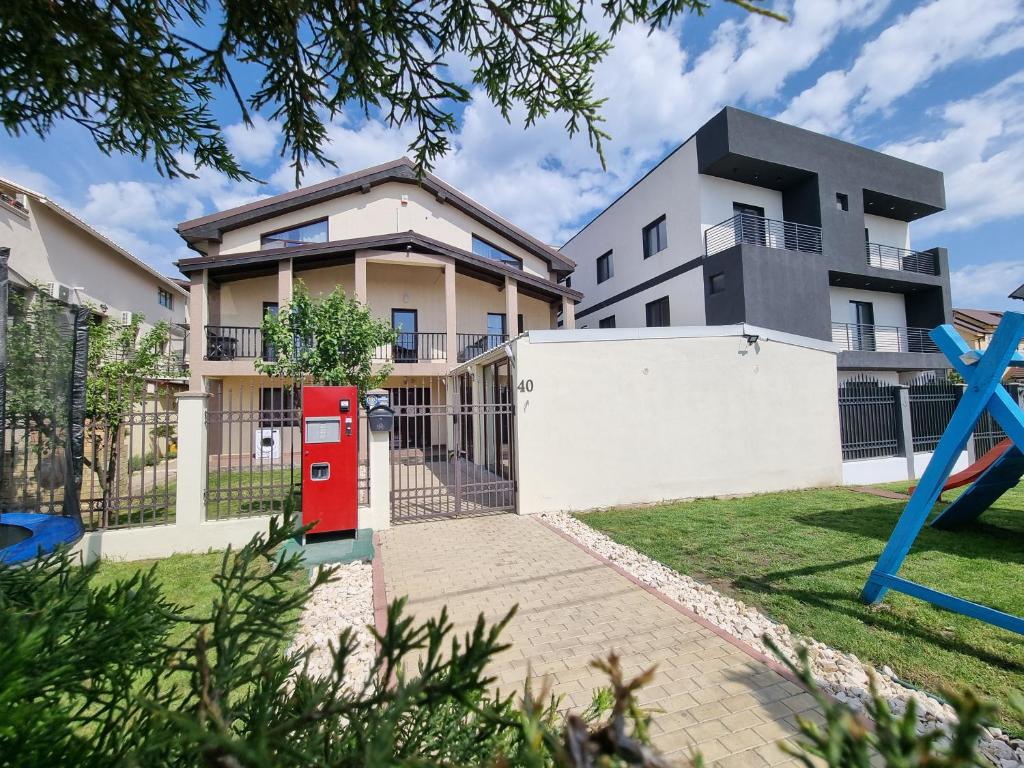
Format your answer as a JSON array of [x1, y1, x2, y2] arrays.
[[379, 515, 823, 766]]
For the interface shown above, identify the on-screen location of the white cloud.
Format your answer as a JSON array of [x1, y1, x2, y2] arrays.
[[779, 0, 1024, 133], [0, 160, 56, 196], [884, 73, 1024, 238], [224, 115, 280, 165], [951, 260, 1024, 309]]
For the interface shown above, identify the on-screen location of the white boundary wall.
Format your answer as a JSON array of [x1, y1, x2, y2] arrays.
[[509, 325, 843, 514], [73, 392, 392, 563], [842, 450, 970, 486]]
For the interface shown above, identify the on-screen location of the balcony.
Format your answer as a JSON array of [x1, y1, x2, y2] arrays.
[[457, 333, 508, 362], [865, 243, 938, 276], [374, 332, 447, 363], [704, 212, 822, 257], [831, 322, 939, 354], [205, 325, 264, 360]]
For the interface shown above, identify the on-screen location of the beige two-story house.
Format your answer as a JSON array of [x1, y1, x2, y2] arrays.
[[175, 157, 581, 440]]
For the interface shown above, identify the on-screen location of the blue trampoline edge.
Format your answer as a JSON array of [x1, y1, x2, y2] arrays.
[[0, 513, 85, 565]]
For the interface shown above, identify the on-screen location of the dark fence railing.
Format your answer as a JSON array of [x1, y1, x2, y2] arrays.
[[374, 332, 447, 363], [205, 325, 264, 360], [838, 377, 902, 460], [831, 323, 939, 354], [457, 333, 508, 362], [704, 212, 823, 257], [865, 243, 938, 276], [908, 378, 962, 452]]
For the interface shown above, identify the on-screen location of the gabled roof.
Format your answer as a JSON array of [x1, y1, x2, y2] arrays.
[[0, 176, 188, 298], [953, 308, 1004, 336], [176, 230, 583, 303], [175, 157, 574, 273]]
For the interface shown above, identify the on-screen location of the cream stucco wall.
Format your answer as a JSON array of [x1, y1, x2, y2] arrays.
[[1, 198, 186, 329], [511, 328, 842, 513], [216, 182, 554, 279]]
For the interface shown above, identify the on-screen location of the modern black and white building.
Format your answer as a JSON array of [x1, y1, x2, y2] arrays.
[[562, 107, 951, 382]]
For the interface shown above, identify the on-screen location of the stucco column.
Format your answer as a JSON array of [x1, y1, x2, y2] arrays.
[[175, 392, 210, 528], [277, 258, 293, 307], [472, 370, 485, 464], [189, 270, 209, 391], [354, 252, 368, 303], [896, 385, 914, 480], [363, 426, 392, 531], [504, 276, 518, 337], [445, 261, 457, 365], [562, 297, 576, 329]]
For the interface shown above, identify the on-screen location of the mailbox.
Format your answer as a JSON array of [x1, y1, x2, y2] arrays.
[[301, 385, 359, 535], [368, 404, 394, 432]]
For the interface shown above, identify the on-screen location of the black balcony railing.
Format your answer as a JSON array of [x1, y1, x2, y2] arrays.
[[831, 322, 939, 354], [704, 212, 823, 257], [374, 332, 447, 363], [205, 325, 264, 360], [457, 333, 508, 362], [865, 242, 939, 276]]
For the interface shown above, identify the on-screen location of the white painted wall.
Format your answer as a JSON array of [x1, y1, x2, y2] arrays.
[[217, 182, 556, 280], [511, 327, 842, 513], [829, 286, 908, 350], [698, 175, 784, 233], [561, 139, 705, 325], [864, 213, 910, 250], [841, 450, 969, 485]]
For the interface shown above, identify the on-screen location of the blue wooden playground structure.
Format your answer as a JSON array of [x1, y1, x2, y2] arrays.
[[862, 312, 1024, 635]]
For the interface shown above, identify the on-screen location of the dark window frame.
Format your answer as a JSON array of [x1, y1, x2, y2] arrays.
[[596, 250, 613, 284], [471, 234, 523, 269], [708, 272, 726, 295], [836, 192, 849, 212], [598, 315, 616, 329], [260, 217, 329, 249], [259, 386, 299, 427], [645, 296, 670, 328], [642, 216, 668, 259], [487, 312, 507, 338], [392, 308, 419, 362], [157, 287, 174, 309]]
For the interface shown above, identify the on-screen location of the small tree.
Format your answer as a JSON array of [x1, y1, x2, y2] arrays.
[[256, 282, 397, 397], [83, 313, 171, 509]]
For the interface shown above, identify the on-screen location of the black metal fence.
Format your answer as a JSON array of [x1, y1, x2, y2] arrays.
[[838, 376, 902, 460], [205, 325, 263, 360], [865, 243, 939, 276], [205, 382, 369, 521], [908, 377, 961, 452], [974, 383, 1023, 455], [704, 212, 823, 256]]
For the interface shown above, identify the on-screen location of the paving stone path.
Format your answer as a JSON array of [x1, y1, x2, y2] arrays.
[[379, 515, 824, 766]]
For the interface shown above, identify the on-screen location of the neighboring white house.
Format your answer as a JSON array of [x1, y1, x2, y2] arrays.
[[0, 176, 189, 351]]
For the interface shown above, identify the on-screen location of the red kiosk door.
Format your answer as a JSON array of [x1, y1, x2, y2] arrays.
[[301, 385, 359, 534]]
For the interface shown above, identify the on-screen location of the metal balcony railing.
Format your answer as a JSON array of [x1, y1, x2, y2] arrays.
[[205, 325, 264, 360], [831, 322, 940, 354], [457, 333, 508, 362], [704, 212, 823, 257], [865, 243, 939, 276], [374, 332, 447, 363]]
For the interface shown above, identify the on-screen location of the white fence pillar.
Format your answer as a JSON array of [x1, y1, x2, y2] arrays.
[[362, 427, 392, 531], [896, 385, 915, 480], [175, 392, 210, 526]]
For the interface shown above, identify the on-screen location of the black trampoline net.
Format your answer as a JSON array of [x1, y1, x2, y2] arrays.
[[0, 247, 88, 520]]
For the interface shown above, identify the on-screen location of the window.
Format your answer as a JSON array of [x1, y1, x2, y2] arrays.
[[487, 312, 507, 339], [599, 315, 616, 329], [260, 387, 299, 427], [517, 313, 524, 335], [849, 300, 875, 352], [596, 250, 613, 283], [392, 308, 418, 362], [261, 302, 279, 360], [472, 235, 522, 268], [157, 287, 174, 309], [642, 216, 668, 258], [709, 272, 726, 295], [565, 276, 572, 288], [732, 202, 766, 246], [645, 297, 670, 327], [836, 192, 849, 212], [261, 219, 328, 249]]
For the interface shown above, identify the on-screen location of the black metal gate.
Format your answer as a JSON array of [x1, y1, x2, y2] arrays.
[[390, 372, 516, 523]]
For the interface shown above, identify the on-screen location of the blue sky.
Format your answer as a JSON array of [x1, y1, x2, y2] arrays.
[[3, 0, 1024, 309]]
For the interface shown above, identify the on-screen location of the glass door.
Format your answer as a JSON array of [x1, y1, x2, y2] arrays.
[[392, 308, 418, 362], [850, 300, 875, 351]]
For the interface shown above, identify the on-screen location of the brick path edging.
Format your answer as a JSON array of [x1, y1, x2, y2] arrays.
[[532, 516, 810, 693]]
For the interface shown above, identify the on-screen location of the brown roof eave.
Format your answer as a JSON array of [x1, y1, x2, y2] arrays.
[[176, 232, 583, 302]]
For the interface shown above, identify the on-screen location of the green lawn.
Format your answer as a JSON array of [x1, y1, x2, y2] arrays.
[[578, 485, 1024, 735]]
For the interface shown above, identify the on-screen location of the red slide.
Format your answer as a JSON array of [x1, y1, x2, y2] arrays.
[[909, 437, 1013, 496]]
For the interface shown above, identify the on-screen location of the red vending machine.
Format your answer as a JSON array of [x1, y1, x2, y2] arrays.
[[301, 385, 359, 535]]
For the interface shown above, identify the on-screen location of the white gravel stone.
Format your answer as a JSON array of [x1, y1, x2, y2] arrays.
[[288, 561, 375, 689], [540, 512, 1023, 767]]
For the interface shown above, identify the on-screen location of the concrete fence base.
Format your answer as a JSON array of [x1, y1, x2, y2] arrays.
[[73, 390, 392, 564]]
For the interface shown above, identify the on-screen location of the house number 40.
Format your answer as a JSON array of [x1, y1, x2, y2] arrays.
[[517, 379, 534, 393]]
